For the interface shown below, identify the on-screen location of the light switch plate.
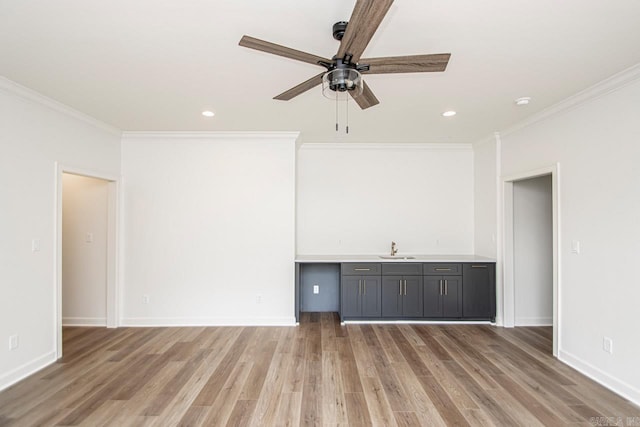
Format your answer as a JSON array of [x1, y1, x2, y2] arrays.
[[313, 285, 319, 294], [9, 335, 18, 350]]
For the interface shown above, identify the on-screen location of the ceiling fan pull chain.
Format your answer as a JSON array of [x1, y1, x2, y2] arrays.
[[336, 95, 339, 132], [346, 95, 349, 134]]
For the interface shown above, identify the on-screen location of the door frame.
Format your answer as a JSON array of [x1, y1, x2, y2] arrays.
[[54, 163, 120, 358], [502, 164, 560, 357]]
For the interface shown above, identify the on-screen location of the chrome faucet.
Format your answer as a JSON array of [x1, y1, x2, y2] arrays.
[[391, 241, 398, 256]]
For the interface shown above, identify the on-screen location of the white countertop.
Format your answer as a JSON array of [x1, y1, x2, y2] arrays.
[[295, 254, 496, 263]]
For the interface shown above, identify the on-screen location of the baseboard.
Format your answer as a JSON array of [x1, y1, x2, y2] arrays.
[[343, 320, 494, 325], [62, 317, 107, 327], [515, 317, 552, 326], [559, 349, 640, 406], [0, 351, 57, 392], [120, 316, 297, 327]]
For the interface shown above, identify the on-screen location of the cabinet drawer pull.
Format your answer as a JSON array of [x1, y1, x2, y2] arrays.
[[444, 279, 448, 296], [471, 265, 487, 268], [435, 268, 451, 271], [354, 268, 371, 271], [399, 280, 402, 295], [363, 280, 366, 295], [439, 279, 443, 295], [404, 279, 407, 296]]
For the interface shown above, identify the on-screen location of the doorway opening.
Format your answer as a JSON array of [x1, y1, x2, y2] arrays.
[[503, 165, 559, 357], [513, 174, 553, 327], [55, 165, 119, 358]]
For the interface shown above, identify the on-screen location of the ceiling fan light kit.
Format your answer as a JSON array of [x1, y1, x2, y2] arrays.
[[238, 0, 451, 111], [322, 68, 363, 99]]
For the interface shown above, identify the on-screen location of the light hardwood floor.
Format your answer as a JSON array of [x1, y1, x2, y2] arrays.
[[0, 313, 638, 426]]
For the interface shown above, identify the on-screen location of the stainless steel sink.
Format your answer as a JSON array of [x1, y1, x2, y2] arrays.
[[379, 255, 416, 260]]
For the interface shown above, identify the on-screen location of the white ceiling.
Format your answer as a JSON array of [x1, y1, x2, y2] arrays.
[[2, 0, 640, 143]]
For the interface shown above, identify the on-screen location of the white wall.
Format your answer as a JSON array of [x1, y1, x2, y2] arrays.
[[473, 138, 498, 258], [513, 175, 552, 326], [296, 143, 474, 255], [474, 69, 640, 404], [120, 133, 297, 326], [0, 78, 121, 391], [62, 174, 109, 326]]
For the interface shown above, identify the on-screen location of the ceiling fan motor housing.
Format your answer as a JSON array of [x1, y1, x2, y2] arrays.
[[332, 21, 348, 41]]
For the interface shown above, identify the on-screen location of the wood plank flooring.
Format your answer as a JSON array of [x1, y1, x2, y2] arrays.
[[1, 313, 638, 426]]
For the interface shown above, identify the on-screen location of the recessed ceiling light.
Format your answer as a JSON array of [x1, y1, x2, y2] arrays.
[[442, 110, 457, 117], [515, 97, 531, 106], [202, 110, 215, 117]]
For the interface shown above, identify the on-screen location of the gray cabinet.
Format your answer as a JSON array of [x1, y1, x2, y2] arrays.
[[423, 275, 462, 318], [381, 263, 423, 318], [341, 264, 381, 319], [423, 263, 462, 318], [462, 263, 496, 321], [336, 261, 495, 322]]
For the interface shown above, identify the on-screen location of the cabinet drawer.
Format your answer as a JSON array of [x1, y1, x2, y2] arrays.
[[382, 263, 422, 275], [341, 263, 381, 275], [423, 263, 462, 275], [464, 263, 494, 270]]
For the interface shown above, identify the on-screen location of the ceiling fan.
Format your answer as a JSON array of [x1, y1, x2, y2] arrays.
[[239, 0, 451, 110]]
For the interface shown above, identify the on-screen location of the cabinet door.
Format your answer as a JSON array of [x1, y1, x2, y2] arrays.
[[361, 276, 381, 317], [423, 276, 443, 317], [382, 276, 403, 317], [462, 264, 495, 319], [442, 276, 462, 318], [403, 276, 423, 317], [341, 276, 362, 318]]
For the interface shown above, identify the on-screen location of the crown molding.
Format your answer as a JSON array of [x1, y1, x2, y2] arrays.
[[298, 142, 472, 151], [121, 131, 300, 141], [299, 136, 472, 145], [472, 132, 500, 149], [0, 76, 122, 136], [498, 63, 640, 139]]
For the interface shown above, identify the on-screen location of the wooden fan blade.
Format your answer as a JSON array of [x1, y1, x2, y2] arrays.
[[351, 81, 379, 109], [239, 35, 331, 67], [361, 53, 451, 74], [274, 72, 325, 101], [337, 0, 394, 63]]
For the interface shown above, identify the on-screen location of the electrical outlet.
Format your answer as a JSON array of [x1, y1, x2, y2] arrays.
[[142, 294, 150, 304], [256, 294, 262, 304], [603, 337, 613, 354], [571, 240, 581, 254], [32, 239, 40, 252], [9, 335, 19, 350], [313, 285, 319, 294], [85, 232, 93, 243]]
